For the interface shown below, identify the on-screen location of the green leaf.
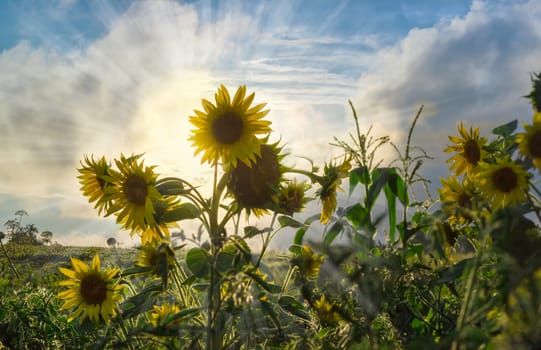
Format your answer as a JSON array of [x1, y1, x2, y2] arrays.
[[186, 247, 210, 278], [164, 308, 201, 324], [345, 203, 372, 231], [160, 203, 200, 223], [278, 215, 304, 228], [383, 183, 397, 243], [246, 268, 282, 293], [324, 221, 343, 245], [349, 166, 370, 195], [244, 226, 267, 238], [436, 258, 473, 284], [293, 227, 308, 246], [492, 119, 517, 137], [120, 266, 154, 277], [278, 296, 310, 320], [366, 168, 392, 210], [156, 179, 190, 196], [387, 172, 408, 206], [120, 282, 163, 319]]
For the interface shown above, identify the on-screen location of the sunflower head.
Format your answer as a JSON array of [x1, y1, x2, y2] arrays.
[[104, 154, 162, 233], [189, 85, 271, 168], [477, 158, 529, 210], [444, 122, 487, 176], [226, 142, 285, 216], [291, 245, 325, 280], [316, 157, 352, 224], [78, 155, 113, 215], [313, 294, 342, 325], [438, 176, 478, 225], [517, 112, 541, 172], [58, 254, 123, 324], [276, 180, 311, 216], [150, 303, 181, 327]]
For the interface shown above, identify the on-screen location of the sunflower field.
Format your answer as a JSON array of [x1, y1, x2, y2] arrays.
[[2, 74, 541, 350]]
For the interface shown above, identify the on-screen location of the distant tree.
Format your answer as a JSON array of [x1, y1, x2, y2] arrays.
[[40, 231, 53, 245], [4, 210, 41, 245], [107, 237, 117, 248]]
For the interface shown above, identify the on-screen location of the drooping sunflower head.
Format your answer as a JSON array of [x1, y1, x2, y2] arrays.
[[316, 157, 352, 224], [444, 122, 487, 176], [313, 294, 342, 325], [276, 179, 311, 216], [189, 85, 271, 168], [136, 242, 175, 271], [438, 176, 478, 225], [78, 155, 113, 215], [226, 142, 285, 216], [517, 112, 541, 172], [58, 254, 123, 324], [291, 245, 325, 280], [477, 158, 529, 210], [105, 154, 162, 232], [150, 303, 181, 327]]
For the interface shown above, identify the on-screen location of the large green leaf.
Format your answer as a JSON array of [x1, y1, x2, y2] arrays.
[[278, 215, 304, 228], [492, 119, 517, 137], [156, 179, 190, 196], [323, 221, 344, 245], [278, 296, 310, 320], [160, 203, 201, 223], [349, 166, 370, 195], [387, 172, 408, 206], [186, 247, 210, 278], [366, 168, 392, 210], [383, 182, 397, 243], [345, 203, 372, 231]]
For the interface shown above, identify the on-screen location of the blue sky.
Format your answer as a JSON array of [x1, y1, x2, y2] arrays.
[[0, 0, 539, 247]]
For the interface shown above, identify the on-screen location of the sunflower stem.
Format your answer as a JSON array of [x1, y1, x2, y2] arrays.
[[206, 163, 224, 350]]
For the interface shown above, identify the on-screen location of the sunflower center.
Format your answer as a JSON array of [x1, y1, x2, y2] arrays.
[[528, 131, 541, 158], [97, 176, 106, 190], [457, 193, 472, 208], [464, 140, 481, 164], [212, 112, 244, 144], [124, 175, 148, 206], [492, 166, 518, 193], [80, 274, 107, 305]]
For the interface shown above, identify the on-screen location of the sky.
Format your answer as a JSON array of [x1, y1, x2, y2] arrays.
[[0, 0, 540, 248]]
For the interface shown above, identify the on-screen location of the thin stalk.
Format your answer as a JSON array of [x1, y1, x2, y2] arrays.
[[255, 213, 278, 268], [451, 248, 482, 350], [0, 240, 20, 279]]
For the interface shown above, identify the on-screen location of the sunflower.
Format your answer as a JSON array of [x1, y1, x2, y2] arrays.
[[517, 112, 541, 172], [438, 176, 478, 225], [105, 154, 162, 233], [150, 303, 181, 326], [78, 155, 113, 215], [313, 294, 342, 325], [136, 244, 160, 268], [444, 122, 487, 176], [58, 254, 123, 324], [276, 179, 310, 216], [292, 245, 324, 280], [316, 157, 351, 224], [477, 158, 529, 209], [227, 142, 284, 216], [189, 85, 271, 168]]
